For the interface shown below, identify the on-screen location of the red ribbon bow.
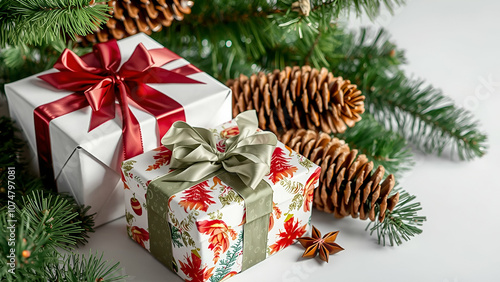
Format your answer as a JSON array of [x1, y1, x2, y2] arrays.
[[35, 40, 203, 189]]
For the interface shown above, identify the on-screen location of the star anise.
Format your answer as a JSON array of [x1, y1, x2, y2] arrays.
[[297, 225, 344, 262]]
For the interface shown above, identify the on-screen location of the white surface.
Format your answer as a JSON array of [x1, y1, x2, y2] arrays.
[[74, 1, 500, 281]]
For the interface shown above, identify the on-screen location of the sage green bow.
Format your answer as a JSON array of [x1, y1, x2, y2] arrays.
[[160, 110, 277, 189]]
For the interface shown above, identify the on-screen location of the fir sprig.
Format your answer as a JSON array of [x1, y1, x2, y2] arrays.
[[363, 72, 487, 160], [367, 189, 426, 246], [0, 117, 96, 245], [57, 193, 96, 246], [0, 191, 124, 281], [0, 206, 55, 281], [331, 28, 487, 160], [0, 40, 90, 95], [336, 113, 414, 177], [0, 191, 80, 281], [0, 0, 110, 47], [311, 0, 406, 20], [22, 191, 82, 249], [45, 252, 126, 282]]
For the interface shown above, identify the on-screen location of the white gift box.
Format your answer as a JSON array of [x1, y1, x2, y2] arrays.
[[5, 33, 232, 226]]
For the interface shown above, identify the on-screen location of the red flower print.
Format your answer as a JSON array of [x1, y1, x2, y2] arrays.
[[267, 147, 298, 184], [179, 252, 214, 282], [269, 216, 307, 254], [216, 139, 226, 153], [222, 272, 238, 280], [146, 148, 172, 171], [268, 202, 283, 231], [197, 219, 237, 264], [131, 226, 150, 248], [220, 126, 239, 139], [179, 181, 216, 212], [168, 194, 176, 210], [303, 167, 321, 212]]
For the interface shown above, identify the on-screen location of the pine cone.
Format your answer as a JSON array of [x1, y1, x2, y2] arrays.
[[227, 66, 365, 135], [78, 0, 194, 45], [279, 129, 399, 222]]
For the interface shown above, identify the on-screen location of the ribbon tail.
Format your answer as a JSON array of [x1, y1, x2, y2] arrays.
[[117, 82, 144, 160], [34, 93, 89, 190]]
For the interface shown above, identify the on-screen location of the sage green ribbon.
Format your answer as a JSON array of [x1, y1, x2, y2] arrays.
[[147, 110, 277, 273]]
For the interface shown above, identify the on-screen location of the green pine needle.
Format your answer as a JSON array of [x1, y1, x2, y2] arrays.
[[45, 252, 126, 282], [0, 192, 121, 281], [333, 28, 487, 160], [366, 188, 426, 246], [0, 206, 56, 281], [310, 0, 406, 20], [22, 191, 82, 250], [0, 0, 110, 47], [336, 113, 414, 177], [0, 111, 97, 250], [364, 72, 487, 160], [57, 193, 96, 246]]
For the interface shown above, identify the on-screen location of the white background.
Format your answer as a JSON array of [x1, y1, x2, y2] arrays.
[[67, 0, 500, 281]]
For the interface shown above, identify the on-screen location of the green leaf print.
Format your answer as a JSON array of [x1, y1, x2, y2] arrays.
[[280, 178, 304, 194], [297, 155, 314, 172], [219, 190, 243, 207], [122, 160, 137, 175], [288, 194, 304, 212], [125, 210, 135, 226], [171, 225, 184, 248]]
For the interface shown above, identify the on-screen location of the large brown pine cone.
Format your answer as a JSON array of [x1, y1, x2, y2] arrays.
[[227, 66, 365, 135], [78, 0, 194, 45], [279, 129, 399, 222]]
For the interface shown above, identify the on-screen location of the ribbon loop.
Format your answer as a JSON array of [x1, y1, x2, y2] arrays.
[[161, 110, 277, 190]]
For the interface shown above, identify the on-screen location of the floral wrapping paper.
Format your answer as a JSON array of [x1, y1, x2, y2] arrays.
[[122, 119, 321, 282]]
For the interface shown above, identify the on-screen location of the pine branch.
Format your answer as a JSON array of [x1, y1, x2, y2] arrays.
[[0, 0, 110, 47], [0, 117, 96, 244], [57, 193, 96, 246], [327, 0, 406, 19], [0, 191, 81, 280], [331, 28, 487, 160], [153, 0, 345, 80], [366, 188, 426, 246], [336, 113, 414, 177], [364, 72, 487, 160], [1, 192, 121, 281], [45, 252, 126, 282], [0, 40, 90, 94], [0, 117, 25, 191], [0, 207, 57, 281], [22, 191, 82, 250]]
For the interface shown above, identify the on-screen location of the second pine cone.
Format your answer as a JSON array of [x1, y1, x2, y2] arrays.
[[227, 66, 365, 135]]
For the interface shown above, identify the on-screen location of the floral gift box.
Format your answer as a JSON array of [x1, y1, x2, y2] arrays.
[[122, 111, 321, 281]]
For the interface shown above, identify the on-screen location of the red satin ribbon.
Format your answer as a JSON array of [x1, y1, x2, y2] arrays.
[[35, 40, 203, 189]]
